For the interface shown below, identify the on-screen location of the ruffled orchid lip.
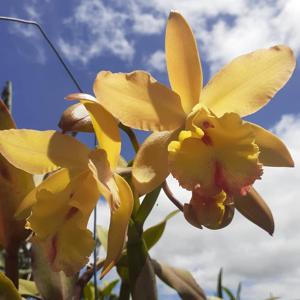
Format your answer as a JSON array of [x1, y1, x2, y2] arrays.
[[168, 109, 263, 197]]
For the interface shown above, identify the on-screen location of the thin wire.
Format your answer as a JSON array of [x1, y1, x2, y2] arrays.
[[93, 135, 98, 300], [0, 16, 83, 93]]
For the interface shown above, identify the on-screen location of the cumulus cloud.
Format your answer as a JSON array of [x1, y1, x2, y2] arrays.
[[14, 0, 300, 69], [142, 0, 300, 74], [58, 0, 135, 64], [8, 0, 50, 64], [58, 0, 165, 64], [145, 50, 166, 72]]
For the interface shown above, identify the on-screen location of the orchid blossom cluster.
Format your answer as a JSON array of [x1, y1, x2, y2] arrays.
[[0, 10, 296, 283]]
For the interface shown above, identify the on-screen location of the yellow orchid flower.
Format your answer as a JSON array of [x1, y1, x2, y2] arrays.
[[91, 11, 295, 231], [0, 94, 133, 277], [0, 100, 34, 250]]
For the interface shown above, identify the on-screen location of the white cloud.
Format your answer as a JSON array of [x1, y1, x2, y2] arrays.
[[145, 50, 166, 72], [143, 0, 300, 74], [9, 0, 50, 64], [57, 0, 300, 69], [58, 0, 135, 64], [141, 114, 300, 299]]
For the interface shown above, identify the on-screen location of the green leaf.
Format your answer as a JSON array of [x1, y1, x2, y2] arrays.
[[18, 279, 39, 297], [83, 282, 95, 300], [127, 220, 157, 300], [0, 272, 21, 300], [135, 187, 161, 226], [217, 268, 223, 298], [31, 242, 77, 300], [100, 279, 119, 296], [152, 259, 206, 300], [97, 225, 108, 252], [143, 210, 179, 250], [222, 287, 235, 300], [236, 282, 242, 300]]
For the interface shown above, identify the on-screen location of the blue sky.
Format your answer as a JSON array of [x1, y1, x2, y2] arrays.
[[1, 0, 300, 299]]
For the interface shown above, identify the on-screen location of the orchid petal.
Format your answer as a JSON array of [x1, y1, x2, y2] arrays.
[[133, 130, 179, 195], [28, 170, 100, 275], [94, 71, 186, 131], [66, 93, 121, 170], [201, 45, 296, 117], [183, 189, 234, 229], [169, 110, 262, 196], [101, 174, 133, 278], [88, 149, 120, 211], [0, 154, 34, 248], [235, 187, 274, 235], [15, 168, 71, 220], [166, 11, 202, 114], [247, 122, 294, 167], [58, 103, 93, 132], [0, 130, 90, 174]]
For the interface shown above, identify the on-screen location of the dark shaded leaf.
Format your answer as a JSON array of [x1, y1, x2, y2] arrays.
[[152, 259, 206, 300], [0, 100, 16, 129], [217, 268, 223, 298], [0, 100, 34, 250], [236, 282, 242, 300], [127, 220, 157, 300], [134, 256, 157, 300]]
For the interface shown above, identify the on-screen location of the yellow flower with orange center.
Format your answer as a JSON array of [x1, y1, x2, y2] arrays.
[[92, 11, 295, 231]]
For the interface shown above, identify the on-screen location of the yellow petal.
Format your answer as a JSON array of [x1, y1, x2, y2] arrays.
[[58, 103, 93, 132], [234, 187, 274, 235], [0, 100, 16, 129], [0, 272, 22, 300], [201, 45, 296, 117], [28, 170, 100, 275], [94, 71, 186, 131], [166, 11, 203, 114], [133, 130, 179, 195], [88, 149, 120, 211], [36, 215, 95, 276], [15, 168, 71, 220], [0, 130, 90, 174], [169, 109, 262, 196], [66, 93, 121, 170], [183, 189, 234, 230], [0, 153, 34, 248], [247, 122, 294, 167], [101, 174, 134, 278]]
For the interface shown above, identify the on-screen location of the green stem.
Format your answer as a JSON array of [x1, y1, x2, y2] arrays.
[[73, 259, 105, 300], [162, 181, 183, 211], [127, 219, 157, 300], [119, 123, 140, 153]]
